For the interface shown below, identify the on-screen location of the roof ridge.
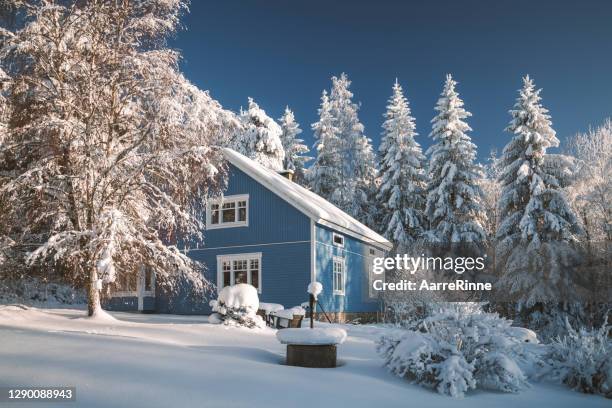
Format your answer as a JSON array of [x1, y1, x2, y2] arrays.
[[221, 148, 391, 250]]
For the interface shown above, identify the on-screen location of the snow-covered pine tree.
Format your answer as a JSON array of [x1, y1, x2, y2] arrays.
[[309, 90, 343, 200], [327, 73, 377, 222], [496, 76, 581, 305], [234, 98, 285, 171], [278, 106, 311, 185], [0, 0, 233, 316], [425, 75, 486, 245], [480, 150, 503, 241], [376, 80, 427, 250]]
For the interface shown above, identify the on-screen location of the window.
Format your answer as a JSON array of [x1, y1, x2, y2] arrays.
[[143, 268, 155, 294], [367, 248, 381, 299], [207, 194, 249, 229], [332, 232, 345, 248], [111, 273, 136, 295], [333, 256, 345, 295], [217, 253, 262, 293]]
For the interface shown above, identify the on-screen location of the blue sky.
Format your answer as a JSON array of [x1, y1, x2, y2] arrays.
[[171, 0, 612, 162]]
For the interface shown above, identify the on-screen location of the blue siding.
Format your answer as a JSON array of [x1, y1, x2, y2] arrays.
[[103, 295, 155, 312], [201, 164, 311, 248], [188, 241, 311, 314], [112, 162, 387, 316], [314, 224, 384, 313], [157, 163, 313, 314]]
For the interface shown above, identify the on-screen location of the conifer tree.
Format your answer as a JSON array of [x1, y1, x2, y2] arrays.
[[425, 75, 486, 244], [310, 73, 376, 222], [235, 98, 285, 171], [376, 80, 427, 250], [497, 76, 581, 305], [278, 106, 310, 185], [309, 90, 342, 199]]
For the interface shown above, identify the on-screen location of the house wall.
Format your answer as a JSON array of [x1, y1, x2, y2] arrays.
[[155, 163, 313, 314], [313, 223, 385, 316]]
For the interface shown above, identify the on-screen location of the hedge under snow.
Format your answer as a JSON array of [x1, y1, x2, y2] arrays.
[[377, 307, 536, 398], [209, 284, 264, 328], [546, 318, 612, 398]]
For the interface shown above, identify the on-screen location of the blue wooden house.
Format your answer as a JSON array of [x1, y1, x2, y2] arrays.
[[105, 148, 392, 320]]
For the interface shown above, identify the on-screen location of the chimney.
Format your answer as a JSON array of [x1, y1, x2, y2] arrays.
[[278, 169, 294, 182]]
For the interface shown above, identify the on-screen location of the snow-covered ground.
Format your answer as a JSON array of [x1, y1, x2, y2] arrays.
[[0, 306, 608, 408]]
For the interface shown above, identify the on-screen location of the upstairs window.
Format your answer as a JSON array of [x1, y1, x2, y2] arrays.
[[207, 195, 249, 229], [332, 232, 345, 248]]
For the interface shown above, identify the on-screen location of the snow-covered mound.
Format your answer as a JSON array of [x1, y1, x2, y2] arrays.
[[259, 302, 284, 314], [276, 328, 347, 345], [209, 284, 263, 328], [273, 306, 306, 319]]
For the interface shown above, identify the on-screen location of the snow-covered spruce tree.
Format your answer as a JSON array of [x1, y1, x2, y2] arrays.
[[376, 80, 427, 250], [309, 90, 342, 200], [310, 73, 376, 223], [329, 73, 377, 223], [425, 75, 486, 245], [496, 76, 582, 306], [0, 0, 233, 316], [278, 106, 311, 185], [234, 97, 285, 171]]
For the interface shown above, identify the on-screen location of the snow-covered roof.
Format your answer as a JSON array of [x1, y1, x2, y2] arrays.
[[222, 148, 392, 250]]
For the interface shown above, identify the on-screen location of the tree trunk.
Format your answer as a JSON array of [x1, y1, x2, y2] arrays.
[[87, 266, 101, 316]]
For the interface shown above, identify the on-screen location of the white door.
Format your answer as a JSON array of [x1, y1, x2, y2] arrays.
[[137, 267, 155, 311]]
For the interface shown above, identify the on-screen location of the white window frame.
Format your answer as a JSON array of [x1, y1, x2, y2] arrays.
[[206, 194, 249, 230], [367, 247, 383, 299], [332, 256, 345, 296], [216, 252, 262, 294], [111, 267, 155, 298], [332, 232, 345, 248]]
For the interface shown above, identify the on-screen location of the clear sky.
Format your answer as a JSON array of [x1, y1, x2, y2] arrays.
[[171, 0, 612, 161]]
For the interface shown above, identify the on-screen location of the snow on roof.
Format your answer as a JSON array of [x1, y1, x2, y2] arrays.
[[222, 148, 392, 250]]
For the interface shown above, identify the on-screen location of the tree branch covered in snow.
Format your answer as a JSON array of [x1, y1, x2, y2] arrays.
[[0, 0, 233, 314]]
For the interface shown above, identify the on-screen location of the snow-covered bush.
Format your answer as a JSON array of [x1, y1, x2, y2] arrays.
[[377, 304, 534, 397], [546, 318, 611, 398], [209, 284, 264, 328]]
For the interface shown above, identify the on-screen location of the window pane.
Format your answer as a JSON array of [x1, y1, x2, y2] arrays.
[[222, 208, 235, 223], [238, 207, 246, 222], [238, 200, 247, 208], [223, 271, 231, 287], [211, 210, 219, 224], [144, 269, 153, 291], [251, 270, 259, 289], [235, 271, 247, 284]]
